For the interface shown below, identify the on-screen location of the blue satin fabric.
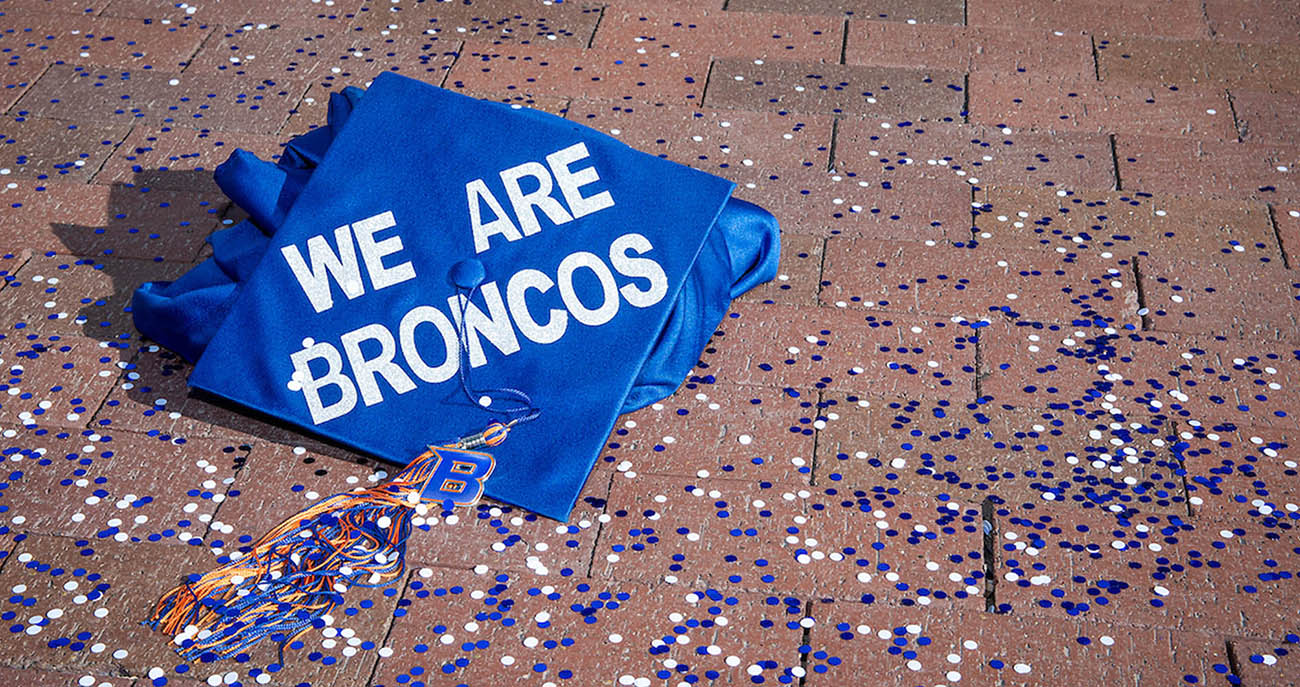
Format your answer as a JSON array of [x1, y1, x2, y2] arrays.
[[133, 87, 779, 418]]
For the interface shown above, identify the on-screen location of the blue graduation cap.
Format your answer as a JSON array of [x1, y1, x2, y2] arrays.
[[133, 72, 778, 657]]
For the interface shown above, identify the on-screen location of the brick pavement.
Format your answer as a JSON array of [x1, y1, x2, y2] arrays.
[[0, 2, 1295, 686]]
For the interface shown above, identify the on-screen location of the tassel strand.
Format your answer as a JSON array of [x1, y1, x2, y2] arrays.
[[147, 427, 502, 660]]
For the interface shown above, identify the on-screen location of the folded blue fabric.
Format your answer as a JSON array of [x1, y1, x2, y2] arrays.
[[133, 73, 779, 520]]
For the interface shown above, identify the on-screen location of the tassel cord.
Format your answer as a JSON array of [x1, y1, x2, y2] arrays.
[[148, 448, 457, 659]]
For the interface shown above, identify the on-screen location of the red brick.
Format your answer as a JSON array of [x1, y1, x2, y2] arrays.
[[1097, 36, 1300, 92], [846, 20, 1096, 76], [94, 125, 282, 194], [207, 441, 384, 541], [609, 0, 728, 8], [446, 41, 709, 104], [401, 471, 610, 576], [308, 29, 458, 90], [728, 0, 964, 24], [183, 24, 459, 90], [805, 601, 1230, 686], [94, 343, 333, 446], [0, 179, 225, 261], [0, 61, 49, 113], [1175, 424, 1299, 518], [968, 0, 1211, 39], [0, 116, 128, 183], [1231, 638, 1300, 686], [1232, 88, 1300, 143], [103, 0, 364, 26], [815, 395, 1187, 514], [180, 23, 349, 81], [978, 323, 1209, 411], [972, 186, 1282, 265], [705, 57, 966, 119], [836, 119, 1116, 192], [1098, 36, 1245, 86], [0, 12, 209, 70], [0, 427, 246, 543], [700, 302, 977, 400], [969, 71, 1236, 138], [593, 8, 841, 62], [1116, 136, 1300, 203], [15, 65, 308, 135], [1206, 0, 1300, 44], [733, 167, 974, 242], [598, 472, 988, 606], [737, 232, 823, 306], [0, 667, 131, 687], [992, 504, 1300, 635], [604, 380, 817, 484], [348, 0, 603, 47], [982, 323, 1300, 427], [372, 568, 806, 686], [564, 99, 835, 187], [0, 247, 32, 283], [0, 0, 108, 14], [0, 534, 212, 673], [821, 238, 1140, 326], [0, 253, 187, 340], [1140, 256, 1300, 340], [0, 333, 126, 431]]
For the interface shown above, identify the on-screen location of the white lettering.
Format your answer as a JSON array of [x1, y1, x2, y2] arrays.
[[352, 211, 416, 291], [506, 268, 567, 344], [557, 251, 619, 326], [280, 225, 363, 314], [340, 324, 417, 406], [291, 341, 358, 424], [399, 306, 460, 384], [546, 142, 614, 219], [448, 282, 520, 367], [467, 178, 522, 254], [609, 233, 668, 308], [500, 161, 573, 237]]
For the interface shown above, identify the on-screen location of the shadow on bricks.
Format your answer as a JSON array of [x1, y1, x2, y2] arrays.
[[42, 168, 383, 467]]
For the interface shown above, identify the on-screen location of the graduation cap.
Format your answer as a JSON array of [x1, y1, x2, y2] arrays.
[[132, 72, 779, 659]]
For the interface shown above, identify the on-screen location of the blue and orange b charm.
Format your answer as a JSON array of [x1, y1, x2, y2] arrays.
[[421, 446, 495, 507]]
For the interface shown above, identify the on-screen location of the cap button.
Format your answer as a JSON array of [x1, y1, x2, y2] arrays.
[[449, 258, 486, 289]]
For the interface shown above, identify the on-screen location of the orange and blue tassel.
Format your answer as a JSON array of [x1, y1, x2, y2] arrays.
[[146, 422, 506, 661]]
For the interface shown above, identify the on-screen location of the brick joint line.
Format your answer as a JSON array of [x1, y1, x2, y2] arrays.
[[362, 566, 420, 686], [1108, 133, 1122, 191], [585, 5, 605, 50], [837, 18, 848, 66], [85, 120, 137, 185], [796, 599, 813, 687], [1266, 204, 1291, 269], [1131, 255, 1152, 331], [583, 468, 617, 579], [981, 498, 998, 612], [825, 118, 839, 173], [4, 62, 52, 118], [1225, 88, 1243, 142]]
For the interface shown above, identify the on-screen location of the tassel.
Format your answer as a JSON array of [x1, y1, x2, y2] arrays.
[[146, 422, 506, 660]]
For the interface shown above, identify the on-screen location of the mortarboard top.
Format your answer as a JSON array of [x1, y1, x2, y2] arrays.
[[175, 72, 776, 520]]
